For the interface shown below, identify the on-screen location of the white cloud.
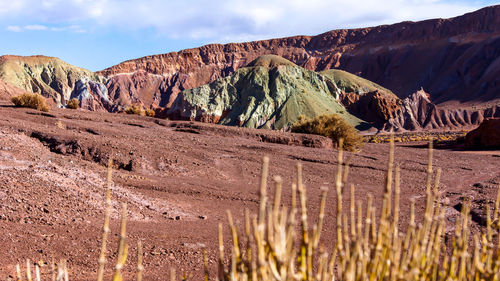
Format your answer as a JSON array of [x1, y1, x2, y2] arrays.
[[6, 25, 22, 32], [0, 0, 492, 41], [5, 23, 86, 33], [24, 24, 48, 30]]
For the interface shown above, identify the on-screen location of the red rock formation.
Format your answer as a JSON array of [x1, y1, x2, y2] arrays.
[[383, 89, 500, 132], [99, 5, 500, 110], [339, 91, 402, 126], [465, 118, 500, 149]]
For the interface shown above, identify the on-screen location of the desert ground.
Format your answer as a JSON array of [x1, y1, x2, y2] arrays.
[[0, 102, 499, 280]]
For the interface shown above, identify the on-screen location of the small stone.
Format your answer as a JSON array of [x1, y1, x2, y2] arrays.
[[198, 215, 207, 220], [175, 216, 181, 220]]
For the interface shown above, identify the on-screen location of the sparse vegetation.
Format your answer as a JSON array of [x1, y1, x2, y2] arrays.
[[11, 139, 500, 281], [291, 113, 363, 151], [11, 93, 50, 112], [366, 131, 467, 144], [125, 104, 155, 117], [66, 98, 79, 109], [145, 108, 155, 117]]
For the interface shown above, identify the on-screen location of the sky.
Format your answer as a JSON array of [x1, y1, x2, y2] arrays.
[[0, 0, 498, 71]]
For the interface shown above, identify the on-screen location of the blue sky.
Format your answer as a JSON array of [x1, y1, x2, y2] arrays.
[[0, 0, 498, 71]]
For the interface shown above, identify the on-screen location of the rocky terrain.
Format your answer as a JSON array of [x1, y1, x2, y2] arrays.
[[383, 89, 500, 132], [0, 102, 499, 280]]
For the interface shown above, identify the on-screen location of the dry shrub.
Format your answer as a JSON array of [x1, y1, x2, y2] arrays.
[[67, 98, 79, 109], [125, 104, 155, 117], [291, 113, 363, 151], [11, 93, 50, 112], [145, 108, 155, 117], [125, 104, 143, 115]]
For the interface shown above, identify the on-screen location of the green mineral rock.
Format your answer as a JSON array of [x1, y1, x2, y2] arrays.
[[169, 55, 368, 130]]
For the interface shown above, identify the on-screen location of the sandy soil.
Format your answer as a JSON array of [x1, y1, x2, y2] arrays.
[[0, 102, 499, 280]]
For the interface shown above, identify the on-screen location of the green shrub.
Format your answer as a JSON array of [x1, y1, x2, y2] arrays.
[[291, 113, 363, 151], [67, 98, 80, 109], [11, 93, 50, 112]]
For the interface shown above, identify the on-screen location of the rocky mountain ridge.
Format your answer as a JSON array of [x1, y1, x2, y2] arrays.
[[1, 6, 500, 133], [99, 5, 500, 109]]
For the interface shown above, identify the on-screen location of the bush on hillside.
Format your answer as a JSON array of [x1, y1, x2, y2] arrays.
[[11, 93, 50, 112], [67, 98, 80, 109], [291, 113, 363, 151], [125, 104, 155, 117], [145, 108, 155, 117]]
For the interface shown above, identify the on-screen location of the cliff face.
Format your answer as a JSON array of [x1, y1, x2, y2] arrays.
[[0, 55, 109, 110], [99, 5, 500, 109], [168, 55, 367, 130]]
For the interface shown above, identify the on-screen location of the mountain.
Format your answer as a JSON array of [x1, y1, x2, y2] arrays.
[[0, 55, 110, 110], [99, 5, 500, 111], [168, 55, 367, 130]]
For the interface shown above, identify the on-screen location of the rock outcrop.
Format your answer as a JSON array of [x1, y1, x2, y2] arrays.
[[168, 55, 367, 130], [0, 55, 108, 110], [383, 89, 500, 131], [465, 118, 500, 149], [340, 91, 402, 127], [99, 5, 500, 109]]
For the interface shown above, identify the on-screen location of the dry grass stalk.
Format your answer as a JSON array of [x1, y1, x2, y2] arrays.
[[137, 241, 144, 281], [97, 159, 114, 281], [112, 203, 129, 281], [216, 137, 500, 281]]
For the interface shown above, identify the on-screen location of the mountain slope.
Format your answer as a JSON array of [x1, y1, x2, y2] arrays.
[[168, 55, 367, 130], [320, 69, 396, 97], [99, 5, 500, 110], [0, 79, 24, 100], [0, 55, 110, 110]]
